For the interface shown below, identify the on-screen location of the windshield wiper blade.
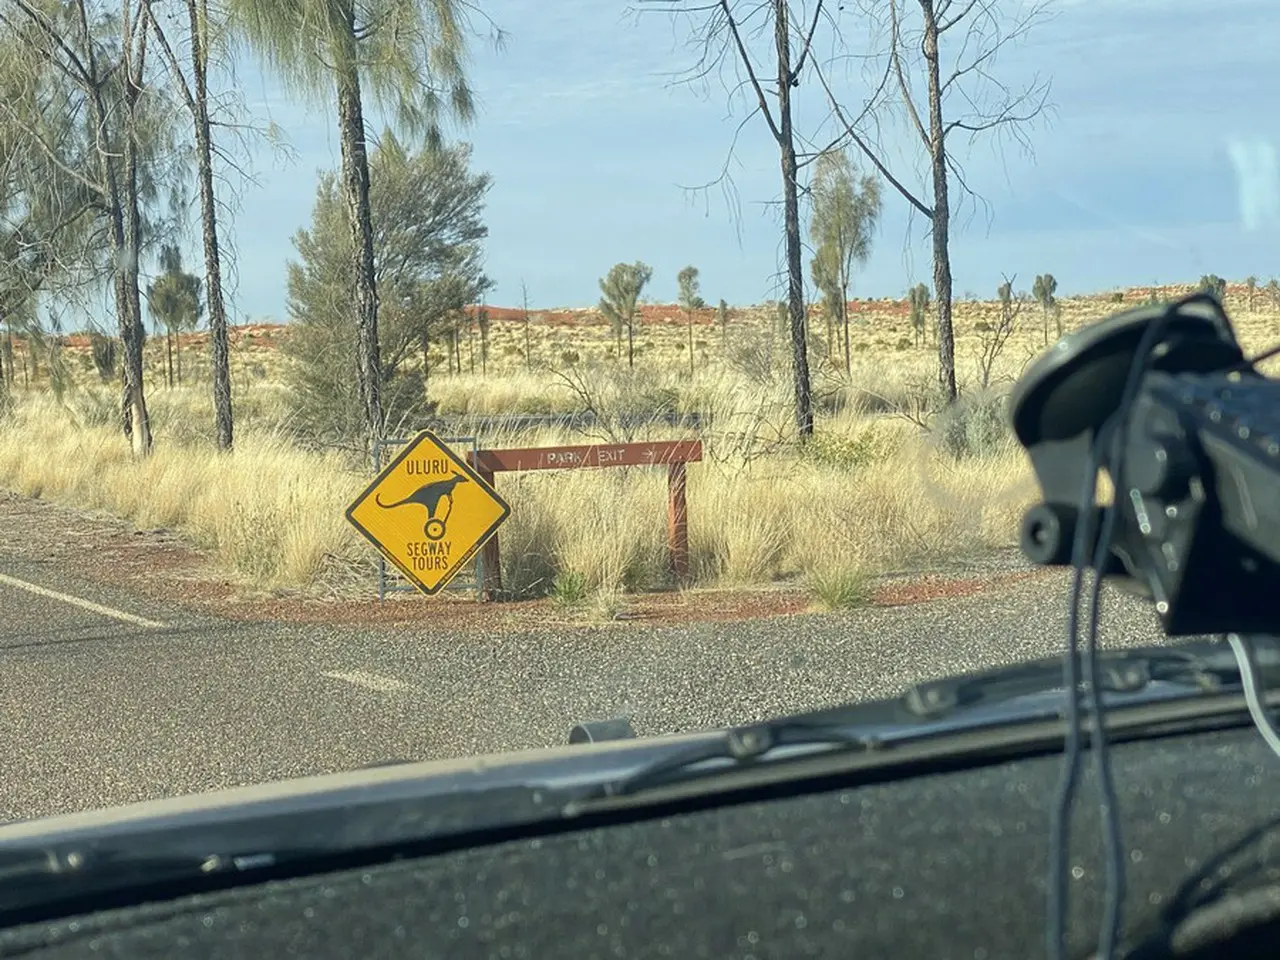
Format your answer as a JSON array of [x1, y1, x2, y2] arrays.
[[567, 639, 1280, 811], [567, 719, 885, 807], [901, 636, 1280, 720]]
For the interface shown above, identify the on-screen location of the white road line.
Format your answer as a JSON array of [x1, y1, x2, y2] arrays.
[[0, 572, 168, 629], [321, 670, 413, 693]]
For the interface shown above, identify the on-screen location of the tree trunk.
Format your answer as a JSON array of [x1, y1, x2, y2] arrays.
[[175, 333, 182, 384], [775, 0, 814, 438], [838, 273, 851, 375], [686, 309, 694, 377], [842, 305, 851, 375], [333, 20, 382, 464], [120, 366, 131, 437], [922, 5, 957, 404], [422, 331, 430, 390], [523, 316, 531, 371], [2, 319, 11, 386], [165, 329, 174, 386], [187, 0, 233, 450], [116, 20, 153, 458], [627, 316, 635, 369]]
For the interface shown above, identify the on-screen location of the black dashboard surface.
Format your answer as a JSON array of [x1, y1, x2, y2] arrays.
[[3, 723, 1280, 959]]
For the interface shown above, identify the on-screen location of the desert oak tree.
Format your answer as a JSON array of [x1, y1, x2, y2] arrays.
[[0, 0, 191, 456], [230, 0, 498, 461], [677, 264, 704, 376], [808, 148, 881, 375], [284, 133, 491, 448], [143, 0, 236, 450], [599, 262, 653, 370]]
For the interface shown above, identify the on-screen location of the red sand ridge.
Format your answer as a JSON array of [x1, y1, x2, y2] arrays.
[[53, 285, 1232, 352]]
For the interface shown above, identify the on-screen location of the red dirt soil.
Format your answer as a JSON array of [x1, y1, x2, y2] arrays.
[[78, 514, 1054, 630], [54, 283, 1219, 352]]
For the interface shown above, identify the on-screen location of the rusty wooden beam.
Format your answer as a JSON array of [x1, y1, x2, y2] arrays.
[[469, 440, 703, 474]]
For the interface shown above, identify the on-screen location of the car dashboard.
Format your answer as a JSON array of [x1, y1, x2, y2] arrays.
[[0, 719, 1279, 959]]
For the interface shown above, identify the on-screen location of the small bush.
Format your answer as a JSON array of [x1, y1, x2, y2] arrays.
[[89, 330, 118, 381], [809, 567, 874, 610], [551, 570, 588, 607], [803, 429, 898, 470], [932, 389, 1014, 460]]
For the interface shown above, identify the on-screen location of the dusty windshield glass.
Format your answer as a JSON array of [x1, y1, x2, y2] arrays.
[[0, 0, 1272, 823]]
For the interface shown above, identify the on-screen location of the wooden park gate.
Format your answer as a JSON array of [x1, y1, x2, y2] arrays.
[[467, 439, 703, 601]]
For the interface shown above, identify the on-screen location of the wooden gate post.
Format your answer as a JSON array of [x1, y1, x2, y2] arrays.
[[471, 440, 701, 599], [478, 466, 503, 601], [667, 461, 690, 584]]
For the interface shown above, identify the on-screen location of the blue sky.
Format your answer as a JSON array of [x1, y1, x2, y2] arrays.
[[208, 0, 1279, 320]]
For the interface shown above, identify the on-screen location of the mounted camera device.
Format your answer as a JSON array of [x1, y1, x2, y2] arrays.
[[1010, 293, 1280, 636]]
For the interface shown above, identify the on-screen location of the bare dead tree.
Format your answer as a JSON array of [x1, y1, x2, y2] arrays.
[[974, 273, 1022, 389], [520, 278, 533, 372], [812, 0, 1052, 404], [633, 0, 859, 440]]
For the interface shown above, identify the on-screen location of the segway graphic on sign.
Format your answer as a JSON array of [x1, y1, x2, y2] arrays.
[[345, 430, 511, 595]]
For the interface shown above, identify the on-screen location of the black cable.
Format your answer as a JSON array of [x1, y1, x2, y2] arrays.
[[1047, 295, 1198, 959], [1227, 633, 1280, 761], [1046, 447, 1100, 960], [1235, 341, 1280, 369], [1082, 446, 1130, 960], [1081, 299, 1180, 957]]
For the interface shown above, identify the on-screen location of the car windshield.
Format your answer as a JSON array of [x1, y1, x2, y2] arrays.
[[0, 0, 1272, 827]]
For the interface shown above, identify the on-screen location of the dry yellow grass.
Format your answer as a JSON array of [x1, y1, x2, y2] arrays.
[[2, 283, 1277, 600], [0, 391, 358, 590]]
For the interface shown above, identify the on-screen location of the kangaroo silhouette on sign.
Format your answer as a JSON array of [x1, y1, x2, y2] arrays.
[[376, 472, 469, 541]]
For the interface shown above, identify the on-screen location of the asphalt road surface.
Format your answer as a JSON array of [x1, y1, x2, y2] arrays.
[[0, 503, 1172, 824]]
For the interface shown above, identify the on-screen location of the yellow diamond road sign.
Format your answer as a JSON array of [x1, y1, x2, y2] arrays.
[[345, 430, 511, 596]]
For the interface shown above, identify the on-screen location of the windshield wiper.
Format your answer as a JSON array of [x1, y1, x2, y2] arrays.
[[900, 636, 1280, 720], [566, 718, 885, 808], [567, 638, 1280, 811]]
